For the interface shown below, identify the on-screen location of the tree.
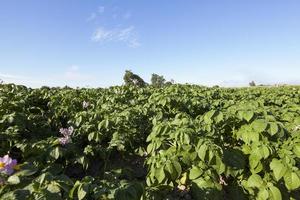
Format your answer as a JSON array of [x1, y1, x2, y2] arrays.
[[151, 73, 166, 87], [249, 81, 256, 87], [123, 70, 146, 87], [165, 79, 175, 86]]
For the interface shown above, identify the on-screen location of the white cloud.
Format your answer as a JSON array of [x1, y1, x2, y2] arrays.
[[87, 6, 139, 47], [91, 26, 140, 48], [91, 28, 114, 42], [118, 26, 134, 40]]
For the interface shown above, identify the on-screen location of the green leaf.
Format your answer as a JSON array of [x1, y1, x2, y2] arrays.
[[50, 146, 61, 160], [47, 182, 61, 193], [293, 144, 300, 158], [77, 156, 89, 170], [69, 181, 80, 198], [251, 120, 268, 133], [261, 146, 270, 159], [270, 159, 287, 181], [39, 173, 47, 186], [165, 161, 177, 180], [88, 132, 95, 141], [189, 166, 203, 180], [214, 156, 225, 174], [284, 171, 300, 191], [241, 111, 254, 122], [172, 160, 182, 178], [146, 143, 154, 154], [249, 154, 263, 173], [208, 150, 215, 163], [238, 126, 260, 144], [7, 175, 20, 185], [257, 188, 269, 200], [154, 167, 165, 183], [197, 144, 207, 161], [247, 174, 263, 188], [98, 119, 109, 130], [269, 123, 279, 136], [78, 184, 88, 200], [204, 110, 218, 124], [215, 112, 224, 123], [14, 164, 37, 177], [192, 177, 216, 189], [75, 116, 82, 126], [268, 186, 282, 200]]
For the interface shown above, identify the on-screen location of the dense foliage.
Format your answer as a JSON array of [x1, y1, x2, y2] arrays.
[[123, 70, 147, 87], [151, 74, 166, 87], [0, 83, 300, 199]]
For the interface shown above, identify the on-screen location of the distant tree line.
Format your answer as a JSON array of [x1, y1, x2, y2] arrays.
[[123, 70, 174, 87], [249, 81, 256, 87]]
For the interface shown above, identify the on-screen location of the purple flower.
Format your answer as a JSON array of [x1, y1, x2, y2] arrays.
[[0, 155, 18, 175], [83, 101, 90, 109], [58, 136, 71, 145], [59, 126, 74, 137], [58, 126, 73, 145]]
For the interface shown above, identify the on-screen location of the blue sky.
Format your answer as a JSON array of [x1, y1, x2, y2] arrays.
[[0, 0, 300, 87]]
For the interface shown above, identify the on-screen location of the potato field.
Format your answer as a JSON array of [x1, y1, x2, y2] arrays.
[[0, 84, 300, 199]]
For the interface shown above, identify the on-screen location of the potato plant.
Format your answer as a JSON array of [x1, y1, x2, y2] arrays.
[[0, 83, 299, 199]]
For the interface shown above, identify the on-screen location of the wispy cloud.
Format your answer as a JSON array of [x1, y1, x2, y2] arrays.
[[0, 73, 28, 80], [91, 26, 141, 48], [91, 28, 114, 42], [87, 6, 104, 22], [87, 5, 140, 47], [64, 65, 93, 81]]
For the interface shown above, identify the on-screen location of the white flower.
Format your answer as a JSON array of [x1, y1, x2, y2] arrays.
[[219, 176, 228, 186], [177, 185, 186, 191], [83, 101, 90, 109]]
